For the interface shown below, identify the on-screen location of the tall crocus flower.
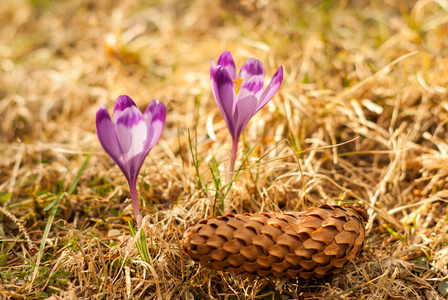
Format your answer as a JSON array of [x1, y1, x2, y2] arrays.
[[210, 50, 283, 175], [96, 95, 166, 228]]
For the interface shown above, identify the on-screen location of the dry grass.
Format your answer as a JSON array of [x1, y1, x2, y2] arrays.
[[1, 0, 448, 299]]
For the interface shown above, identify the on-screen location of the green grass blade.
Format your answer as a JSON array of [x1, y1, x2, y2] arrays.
[[128, 221, 143, 260], [30, 155, 90, 289], [139, 228, 151, 264], [15, 252, 36, 267], [68, 155, 91, 195], [30, 192, 62, 289], [187, 129, 203, 190], [0, 234, 21, 266], [44, 155, 90, 211]]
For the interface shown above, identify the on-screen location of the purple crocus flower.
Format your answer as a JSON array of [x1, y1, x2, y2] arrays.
[[96, 95, 166, 228], [210, 50, 283, 174]]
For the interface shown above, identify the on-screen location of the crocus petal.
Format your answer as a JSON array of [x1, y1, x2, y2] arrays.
[[214, 67, 237, 138], [234, 95, 258, 138], [120, 99, 165, 181], [115, 105, 148, 177], [211, 61, 228, 127], [143, 99, 166, 151], [232, 73, 262, 140], [210, 60, 222, 117], [96, 105, 128, 178], [237, 74, 265, 102], [113, 95, 138, 125], [255, 66, 284, 114], [238, 58, 265, 84], [217, 51, 237, 80]]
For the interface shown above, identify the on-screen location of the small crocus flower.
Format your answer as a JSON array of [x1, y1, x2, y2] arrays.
[[210, 50, 283, 174], [96, 95, 166, 228]]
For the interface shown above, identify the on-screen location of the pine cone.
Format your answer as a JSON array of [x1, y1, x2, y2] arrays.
[[182, 204, 367, 279]]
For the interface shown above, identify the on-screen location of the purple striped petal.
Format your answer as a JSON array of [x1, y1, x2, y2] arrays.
[[96, 105, 128, 179], [238, 58, 265, 83], [115, 105, 148, 177], [255, 66, 283, 114], [214, 66, 237, 138], [143, 99, 166, 151], [217, 51, 237, 81], [234, 95, 258, 138], [121, 98, 166, 179], [210, 60, 221, 117], [113, 95, 138, 125], [211, 60, 228, 127], [237, 74, 264, 102]]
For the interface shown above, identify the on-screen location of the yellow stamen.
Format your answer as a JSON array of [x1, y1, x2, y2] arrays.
[[233, 78, 243, 95]]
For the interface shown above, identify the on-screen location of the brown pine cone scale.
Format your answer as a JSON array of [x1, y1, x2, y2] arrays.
[[182, 204, 367, 279]]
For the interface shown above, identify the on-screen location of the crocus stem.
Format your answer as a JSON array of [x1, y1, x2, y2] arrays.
[[128, 178, 142, 228], [224, 138, 239, 214], [229, 138, 239, 175]]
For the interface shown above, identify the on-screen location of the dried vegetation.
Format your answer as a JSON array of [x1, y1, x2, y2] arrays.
[[1, 0, 448, 299]]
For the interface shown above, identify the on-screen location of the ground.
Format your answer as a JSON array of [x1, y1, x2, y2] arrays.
[[1, 0, 448, 299]]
